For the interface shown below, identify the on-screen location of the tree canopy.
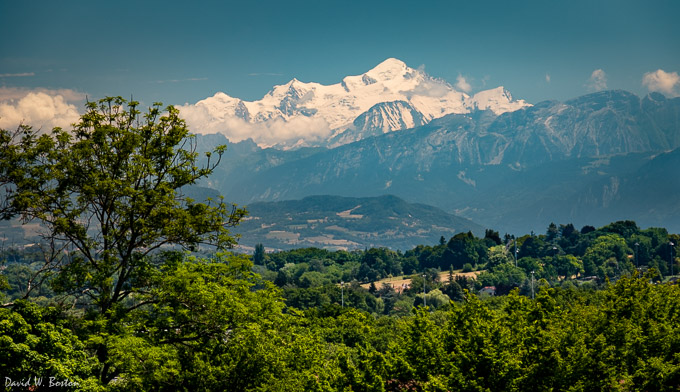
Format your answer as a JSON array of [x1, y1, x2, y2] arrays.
[[0, 97, 246, 381]]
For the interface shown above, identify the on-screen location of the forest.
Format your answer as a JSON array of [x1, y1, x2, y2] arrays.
[[1, 98, 679, 391]]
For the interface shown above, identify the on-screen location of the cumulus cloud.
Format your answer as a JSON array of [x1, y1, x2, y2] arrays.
[[642, 69, 680, 97], [404, 77, 453, 99], [0, 87, 85, 102], [0, 88, 84, 130], [455, 74, 472, 93], [587, 69, 607, 92], [178, 103, 332, 148]]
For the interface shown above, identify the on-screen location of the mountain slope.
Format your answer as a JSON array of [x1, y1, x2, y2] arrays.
[[569, 148, 680, 229], [329, 100, 428, 146], [233, 195, 484, 251]]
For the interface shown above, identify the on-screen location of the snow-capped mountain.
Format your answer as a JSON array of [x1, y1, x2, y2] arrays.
[[180, 58, 531, 148]]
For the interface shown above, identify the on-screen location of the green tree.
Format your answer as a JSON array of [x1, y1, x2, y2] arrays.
[[552, 254, 584, 279], [487, 245, 511, 268], [601, 220, 639, 239], [253, 243, 266, 265], [110, 254, 345, 391], [298, 270, 330, 288], [519, 235, 546, 259], [582, 233, 631, 278], [0, 97, 246, 381], [414, 289, 450, 309], [546, 222, 559, 243], [358, 247, 401, 281], [477, 263, 527, 295], [484, 229, 502, 246], [445, 232, 485, 269], [0, 301, 103, 390]]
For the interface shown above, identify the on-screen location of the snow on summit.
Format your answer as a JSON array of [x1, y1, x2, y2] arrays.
[[179, 58, 531, 148]]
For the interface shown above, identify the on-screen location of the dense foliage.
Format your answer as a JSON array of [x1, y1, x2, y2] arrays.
[[3, 251, 680, 391], [249, 221, 679, 312]]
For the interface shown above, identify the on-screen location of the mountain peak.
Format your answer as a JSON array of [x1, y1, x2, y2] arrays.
[[477, 86, 511, 98], [266, 77, 310, 100], [374, 57, 408, 69], [365, 58, 410, 80], [210, 91, 240, 102], [469, 86, 530, 114]]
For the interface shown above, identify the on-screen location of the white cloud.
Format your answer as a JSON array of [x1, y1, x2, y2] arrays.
[[0, 88, 84, 130], [642, 69, 680, 97], [0, 87, 85, 102], [405, 78, 453, 98], [0, 72, 35, 78], [545, 73, 551, 83], [587, 69, 607, 92], [178, 103, 332, 148], [455, 74, 472, 93]]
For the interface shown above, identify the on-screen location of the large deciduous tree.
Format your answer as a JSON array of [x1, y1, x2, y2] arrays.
[[0, 96, 245, 315]]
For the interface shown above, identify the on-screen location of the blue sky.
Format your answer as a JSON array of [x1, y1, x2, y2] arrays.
[[1, 0, 679, 111]]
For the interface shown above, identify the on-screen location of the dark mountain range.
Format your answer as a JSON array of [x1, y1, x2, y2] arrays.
[[197, 90, 680, 235], [487, 91, 679, 164], [232, 195, 484, 251]]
